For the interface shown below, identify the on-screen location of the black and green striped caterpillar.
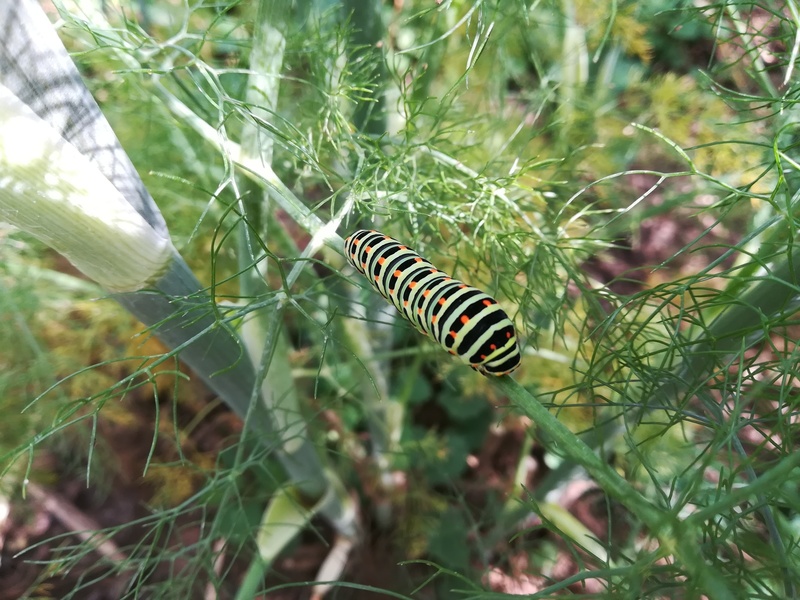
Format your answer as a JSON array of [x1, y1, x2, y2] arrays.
[[344, 229, 521, 376]]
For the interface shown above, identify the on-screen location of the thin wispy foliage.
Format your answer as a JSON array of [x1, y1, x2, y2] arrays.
[[2, 1, 800, 598]]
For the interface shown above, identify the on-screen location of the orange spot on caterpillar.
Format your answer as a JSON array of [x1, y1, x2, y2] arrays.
[[409, 281, 417, 289], [483, 299, 492, 306], [438, 298, 446, 305], [460, 315, 469, 324], [378, 257, 386, 265], [449, 330, 457, 338], [394, 269, 402, 277]]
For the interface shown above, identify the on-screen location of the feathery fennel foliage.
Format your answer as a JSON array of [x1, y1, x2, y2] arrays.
[[2, 1, 800, 598]]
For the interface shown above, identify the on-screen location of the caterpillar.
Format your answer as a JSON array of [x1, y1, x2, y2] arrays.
[[344, 229, 521, 376]]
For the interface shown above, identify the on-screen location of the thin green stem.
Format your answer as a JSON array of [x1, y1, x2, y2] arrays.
[[496, 376, 735, 598]]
